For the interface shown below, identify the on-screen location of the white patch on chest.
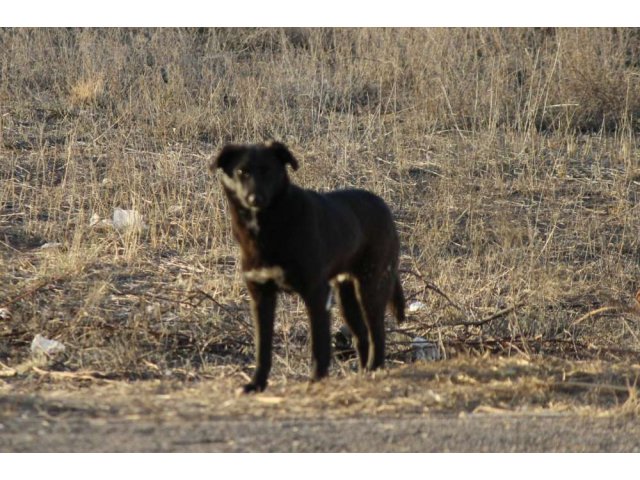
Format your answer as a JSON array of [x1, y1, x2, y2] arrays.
[[245, 211, 259, 234], [244, 266, 289, 289]]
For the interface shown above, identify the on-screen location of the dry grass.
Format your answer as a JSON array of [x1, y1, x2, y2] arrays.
[[1, 28, 640, 413], [2, 356, 639, 419]]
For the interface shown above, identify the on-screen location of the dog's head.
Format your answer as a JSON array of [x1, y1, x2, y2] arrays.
[[211, 141, 299, 210]]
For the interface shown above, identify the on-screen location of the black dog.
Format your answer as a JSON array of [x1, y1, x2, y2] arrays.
[[212, 141, 405, 393]]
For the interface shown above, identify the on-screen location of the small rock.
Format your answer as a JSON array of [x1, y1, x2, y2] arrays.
[[411, 336, 441, 362], [112, 208, 146, 231], [408, 301, 426, 313], [39, 242, 62, 250], [31, 334, 66, 357]]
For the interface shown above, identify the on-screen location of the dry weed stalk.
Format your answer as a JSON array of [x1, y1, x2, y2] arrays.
[[571, 289, 640, 327]]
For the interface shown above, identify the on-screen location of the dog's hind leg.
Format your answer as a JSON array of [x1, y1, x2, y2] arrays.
[[303, 284, 333, 381], [336, 280, 370, 369], [355, 275, 391, 371], [389, 275, 406, 324]]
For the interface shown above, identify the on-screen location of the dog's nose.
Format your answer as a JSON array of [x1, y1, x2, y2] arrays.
[[247, 193, 263, 207]]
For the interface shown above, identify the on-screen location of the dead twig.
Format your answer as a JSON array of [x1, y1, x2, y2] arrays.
[[1, 276, 64, 308], [0, 360, 17, 377], [399, 268, 465, 313], [454, 302, 526, 328], [415, 302, 525, 331], [386, 327, 418, 338], [31, 366, 117, 382], [193, 288, 234, 314], [571, 306, 618, 327], [116, 287, 236, 315], [570, 289, 640, 328]]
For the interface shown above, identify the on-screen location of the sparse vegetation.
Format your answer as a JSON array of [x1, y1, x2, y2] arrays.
[[1, 28, 640, 425]]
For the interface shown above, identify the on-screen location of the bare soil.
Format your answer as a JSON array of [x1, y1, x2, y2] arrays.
[[1, 356, 639, 452]]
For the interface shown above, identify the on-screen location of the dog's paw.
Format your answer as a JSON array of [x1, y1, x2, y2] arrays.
[[237, 382, 267, 395]]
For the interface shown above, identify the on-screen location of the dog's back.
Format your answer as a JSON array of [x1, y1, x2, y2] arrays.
[[301, 188, 405, 323], [333, 190, 405, 324]]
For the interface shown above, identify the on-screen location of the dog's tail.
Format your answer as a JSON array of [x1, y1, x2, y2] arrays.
[[389, 276, 406, 324]]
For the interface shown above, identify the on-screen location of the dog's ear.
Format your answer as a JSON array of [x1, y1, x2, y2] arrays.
[[211, 144, 244, 175], [266, 141, 299, 171]]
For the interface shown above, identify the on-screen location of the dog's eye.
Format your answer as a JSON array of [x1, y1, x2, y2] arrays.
[[237, 169, 250, 179]]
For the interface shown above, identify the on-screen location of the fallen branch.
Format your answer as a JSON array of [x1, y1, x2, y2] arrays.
[[571, 306, 618, 327]]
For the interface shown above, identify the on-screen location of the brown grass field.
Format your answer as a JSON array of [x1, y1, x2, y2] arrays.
[[1, 28, 640, 450]]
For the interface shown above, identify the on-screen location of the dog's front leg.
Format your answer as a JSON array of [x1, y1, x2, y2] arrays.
[[243, 281, 277, 393], [303, 285, 332, 382]]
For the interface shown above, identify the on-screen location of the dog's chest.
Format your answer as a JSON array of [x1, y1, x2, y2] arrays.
[[234, 207, 295, 255], [236, 208, 260, 236], [234, 221, 295, 291], [242, 265, 292, 291]]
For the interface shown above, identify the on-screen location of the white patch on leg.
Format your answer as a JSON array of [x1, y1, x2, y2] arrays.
[[325, 290, 333, 311], [335, 273, 354, 283]]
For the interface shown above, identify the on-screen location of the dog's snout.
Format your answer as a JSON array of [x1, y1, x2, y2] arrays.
[[247, 193, 264, 207]]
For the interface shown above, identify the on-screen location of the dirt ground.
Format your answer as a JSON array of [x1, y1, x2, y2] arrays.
[[1, 355, 639, 452]]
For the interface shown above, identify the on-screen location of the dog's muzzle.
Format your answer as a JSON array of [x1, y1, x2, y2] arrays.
[[247, 193, 265, 208]]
